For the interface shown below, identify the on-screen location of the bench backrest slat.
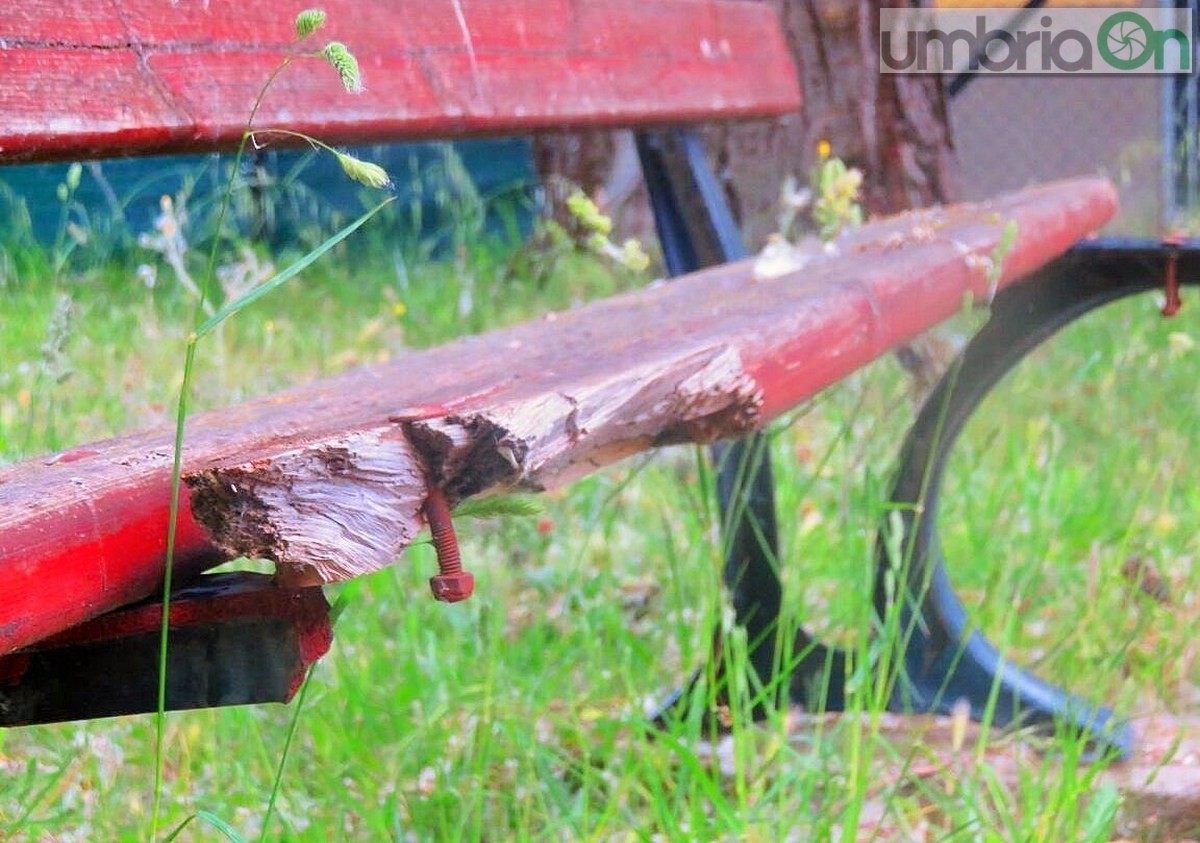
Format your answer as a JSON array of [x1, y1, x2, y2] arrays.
[[2, 0, 800, 163]]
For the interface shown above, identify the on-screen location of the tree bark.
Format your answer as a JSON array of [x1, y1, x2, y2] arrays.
[[717, 0, 957, 243], [534, 1, 957, 248], [712, 0, 959, 394]]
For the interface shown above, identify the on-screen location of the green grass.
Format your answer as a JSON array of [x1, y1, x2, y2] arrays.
[[938, 294, 1200, 716], [0, 213, 1197, 840]]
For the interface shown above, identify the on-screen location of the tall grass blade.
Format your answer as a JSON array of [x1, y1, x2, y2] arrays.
[[197, 198, 395, 339], [162, 809, 248, 842], [259, 590, 354, 841], [152, 199, 393, 838]]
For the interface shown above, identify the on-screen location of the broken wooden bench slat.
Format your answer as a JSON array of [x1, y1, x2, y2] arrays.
[[1, 0, 799, 163], [0, 177, 1116, 655]]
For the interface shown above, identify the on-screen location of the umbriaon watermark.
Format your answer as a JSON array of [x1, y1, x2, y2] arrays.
[[880, 7, 1192, 76]]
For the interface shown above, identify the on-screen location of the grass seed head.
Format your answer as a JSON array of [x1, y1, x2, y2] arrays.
[[294, 9, 326, 39], [322, 41, 364, 93], [336, 152, 391, 190]]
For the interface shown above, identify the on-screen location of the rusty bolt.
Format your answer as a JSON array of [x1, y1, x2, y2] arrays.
[[423, 486, 474, 603], [430, 570, 475, 603], [1163, 250, 1183, 318]]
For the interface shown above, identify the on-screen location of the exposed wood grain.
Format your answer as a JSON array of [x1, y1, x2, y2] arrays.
[[0, 0, 800, 163], [0, 177, 1117, 651]]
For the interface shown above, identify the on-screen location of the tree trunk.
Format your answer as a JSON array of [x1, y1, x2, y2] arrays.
[[534, 1, 957, 244], [717, 0, 957, 242]]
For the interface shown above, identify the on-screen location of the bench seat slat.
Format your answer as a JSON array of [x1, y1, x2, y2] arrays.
[[0, 177, 1117, 653], [1, 0, 800, 163]]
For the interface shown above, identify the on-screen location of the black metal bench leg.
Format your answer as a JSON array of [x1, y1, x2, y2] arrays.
[[633, 128, 1171, 759], [876, 242, 1196, 758], [712, 436, 848, 714], [635, 128, 845, 720]]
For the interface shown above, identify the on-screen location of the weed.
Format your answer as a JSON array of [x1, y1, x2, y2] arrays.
[[50, 163, 86, 275], [149, 9, 393, 838]]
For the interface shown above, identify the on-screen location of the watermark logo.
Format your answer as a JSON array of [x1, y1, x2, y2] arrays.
[[880, 7, 1192, 75]]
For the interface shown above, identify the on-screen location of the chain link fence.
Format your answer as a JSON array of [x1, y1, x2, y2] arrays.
[[945, 0, 1195, 237], [951, 72, 1167, 235]]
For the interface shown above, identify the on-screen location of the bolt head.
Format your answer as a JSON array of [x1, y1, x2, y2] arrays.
[[429, 571, 475, 603]]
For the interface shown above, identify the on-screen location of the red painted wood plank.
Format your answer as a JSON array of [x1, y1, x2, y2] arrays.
[[396, 0, 571, 52], [0, 178, 1117, 653], [117, 0, 315, 44], [1, 2, 127, 43], [0, 0, 800, 163], [0, 465, 225, 656], [0, 50, 191, 158]]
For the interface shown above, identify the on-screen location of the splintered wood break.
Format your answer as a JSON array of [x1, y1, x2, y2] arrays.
[[188, 426, 428, 586], [185, 345, 762, 585]]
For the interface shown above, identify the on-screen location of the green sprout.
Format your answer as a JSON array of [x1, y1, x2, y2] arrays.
[[811, 152, 864, 241], [453, 494, 545, 520], [565, 189, 649, 272]]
